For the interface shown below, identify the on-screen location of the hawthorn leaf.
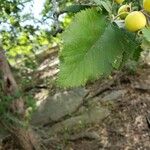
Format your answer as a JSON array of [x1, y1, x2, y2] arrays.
[[58, 9, 140, 87]]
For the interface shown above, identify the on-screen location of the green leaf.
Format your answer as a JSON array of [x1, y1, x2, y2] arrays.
[[142, 27, 150, 42], [92, 0, 112, 13], [132, 46, 143, 61], [64, 4, 91, 13], [58, 9, 140, 87]]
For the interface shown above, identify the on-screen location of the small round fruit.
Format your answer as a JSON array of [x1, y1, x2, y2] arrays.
[[119, 12, 130, 19], [118, 4, 131, 19], [143, 0, 150, 13], [115, 0, 124, 4], [125, 11, 146, 32]]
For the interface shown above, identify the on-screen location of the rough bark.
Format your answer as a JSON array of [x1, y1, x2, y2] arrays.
[[0, 49, 41, 150]]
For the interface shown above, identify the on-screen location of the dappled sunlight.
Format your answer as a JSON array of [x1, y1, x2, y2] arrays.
[[38, 57, 59, 71], [40, 68, 59, 79], [34, 89, 49, 107]]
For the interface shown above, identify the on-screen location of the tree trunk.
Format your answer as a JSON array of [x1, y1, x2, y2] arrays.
[[0, 49, 41, 150]]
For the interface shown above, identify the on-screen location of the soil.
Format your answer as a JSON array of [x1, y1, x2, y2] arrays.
[[1, 52, 150, 150], [46, 65, 150, 150]]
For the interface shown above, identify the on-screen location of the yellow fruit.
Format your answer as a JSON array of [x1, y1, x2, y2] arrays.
[[118, 4, 131, 19], [115, 0, 124, 4], [143, 0, 150, 12], [125, 11, 146, 32]]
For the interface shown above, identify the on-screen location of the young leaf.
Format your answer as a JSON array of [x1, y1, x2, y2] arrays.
[[58, 9, 140, 87]]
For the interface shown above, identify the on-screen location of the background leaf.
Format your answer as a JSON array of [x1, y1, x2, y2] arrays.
[[92, 0, 112, 13], [142, 28, 150, 42], [63, 4, 92, 13]]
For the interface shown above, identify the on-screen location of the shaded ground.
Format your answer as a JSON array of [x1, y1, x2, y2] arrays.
[[44, 65, 150, 150], [0, 51, 150, 150]]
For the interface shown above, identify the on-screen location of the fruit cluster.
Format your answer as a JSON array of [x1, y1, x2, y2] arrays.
[[114, 0, 150, 32]]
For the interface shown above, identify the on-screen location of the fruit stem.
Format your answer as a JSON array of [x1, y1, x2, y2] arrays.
[[112, 12, 127, 22], [141, 10, 150, 26]]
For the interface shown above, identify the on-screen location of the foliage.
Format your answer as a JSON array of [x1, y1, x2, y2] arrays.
[[58, 8, 141, 87], [57, 0, 150, 87], [93, 0, 112, 13], [0, 0, 150, 88], [0, 0, 94, 66], [0, 83, 35, 125], [0, 0, 55, 65], [0, 84, 20, 117]]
